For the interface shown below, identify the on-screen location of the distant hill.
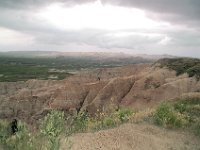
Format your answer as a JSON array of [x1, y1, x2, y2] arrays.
[[0, 51, 175, 60]]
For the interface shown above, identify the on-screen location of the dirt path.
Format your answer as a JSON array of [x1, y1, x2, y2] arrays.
[[61, 123, 200, 150]]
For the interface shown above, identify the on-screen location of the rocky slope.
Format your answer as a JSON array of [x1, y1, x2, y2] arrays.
[[0, 62, 200, 124]]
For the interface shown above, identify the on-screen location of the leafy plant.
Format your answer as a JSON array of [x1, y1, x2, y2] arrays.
[[0, 120, 10, 144], [4, 121, 36, 150], [153, 97, 200, 137], [72, 112, 88, 132], [40, 110, 65, 137], [40, 110, 65, 150], [153, 102, 182, 128], [116, 108, 133, 123]]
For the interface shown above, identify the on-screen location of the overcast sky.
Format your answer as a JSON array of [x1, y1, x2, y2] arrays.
[[0, 0, 200, 57]]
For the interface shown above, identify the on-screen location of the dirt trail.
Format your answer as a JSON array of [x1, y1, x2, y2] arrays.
[[61, 123, 200, 150]]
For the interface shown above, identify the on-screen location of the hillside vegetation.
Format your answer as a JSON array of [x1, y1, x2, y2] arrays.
[[0, 54, 153, 82], [153, 97, 200, 136], [157, 58, 200, 80], [1, 97, 199, 150]]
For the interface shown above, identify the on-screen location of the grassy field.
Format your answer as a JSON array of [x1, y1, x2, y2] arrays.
[[0, 56, 115, 82], [0, 55, 152, 82]]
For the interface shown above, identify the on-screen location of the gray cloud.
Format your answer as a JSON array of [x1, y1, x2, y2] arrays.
[[0, 0, 199, 57], [0, 0, 94, 9], [0, 0, 199, 29], [102, 0, 200, 24]]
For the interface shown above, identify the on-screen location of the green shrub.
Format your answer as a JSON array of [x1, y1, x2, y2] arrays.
[[0, 120, 10, 144], [193, 123, 200, 137], [40, 110, 65, 137], [174, 97, 200, 118], [186, 64, 200, 80], [103, 117, 116, 128], [4, 121, 35, 150], [0, 111, 68, 150], [88, 108, 134, 131], [72, 112, 88, 132], [40, 110, 65, 150], [153, 103, 182, 128], [116, 108, 133, 123], [174, 102, 187, 113], [157, 58, 200, 80], [153, 97, 200, 137]]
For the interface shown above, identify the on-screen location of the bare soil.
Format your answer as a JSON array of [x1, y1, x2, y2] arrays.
[[61, 123, 200, 150]]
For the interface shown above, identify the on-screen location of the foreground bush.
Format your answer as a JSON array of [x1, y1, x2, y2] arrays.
[[0, 120, 10, 144], [40, 110, 65, 150], [71, 108, 134, 132], [153, 103, 182, 128], [153, 97, 200, 136], [0, 120, 39, 150], [71, 112, 88, 132], [0, 111, 66, 150], [40, 110, 65, 137]]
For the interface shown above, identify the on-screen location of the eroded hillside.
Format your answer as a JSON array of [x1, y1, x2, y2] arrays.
[[0, 58, 200, 124]]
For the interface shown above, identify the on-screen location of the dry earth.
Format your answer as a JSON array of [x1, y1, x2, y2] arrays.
[[61, 123, 200, 150], [0, 63, 200, 124]]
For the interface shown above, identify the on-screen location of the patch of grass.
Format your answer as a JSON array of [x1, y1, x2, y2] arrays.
[[68, 108, 134, 133], [157, 58, 200, 80], [0, 108, 135, 149], [153, 102, 182, 128], [153, 97, 200, 136], [0, 120, 40, 150], [0, 55, 153, 82], [40, 110, 65, 150], [5, 121, 35, 150], [116, 108, 133, 123], [40, 110, 65, 137], [193, 123, 200, 136], [71, 112, 88, 133], [0, 110, 68, 150], [0, 120, 10, 144]]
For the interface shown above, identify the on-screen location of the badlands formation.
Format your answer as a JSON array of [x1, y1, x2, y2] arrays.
[[0, 61, 200, 124]]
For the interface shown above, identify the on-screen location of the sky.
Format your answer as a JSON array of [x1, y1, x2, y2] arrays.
[[0, 0, 200, 57]]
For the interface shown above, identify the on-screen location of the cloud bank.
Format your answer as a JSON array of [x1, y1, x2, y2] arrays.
[[0, 0, 199, 57]]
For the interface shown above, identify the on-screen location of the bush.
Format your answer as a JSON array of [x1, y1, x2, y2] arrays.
[[174, 97, 200, 118], [72, 112, 88, 132], [0, 120, 10, 143], [0, 111, 68, 150], [157, 58, 200, 80], [153, 102, 182, 128], [40, 110, 65, 137], [193, 123, 200, 137], [40, 110, 65, 150], [116, 108, 133, 123], [103, 117, 115, 127], [4, 121, 36, 150], [153, 97, 200, 137]]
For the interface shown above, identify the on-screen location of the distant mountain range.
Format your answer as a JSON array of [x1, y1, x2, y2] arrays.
[[0, 51, 175, 60]]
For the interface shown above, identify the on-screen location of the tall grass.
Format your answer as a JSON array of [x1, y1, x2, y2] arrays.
[[153, 102, 182, 128], [0, 111, 66, 150], [0, 108, 134, 149], [153, 97, 200, 136], [70, 108, 134, 132]]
